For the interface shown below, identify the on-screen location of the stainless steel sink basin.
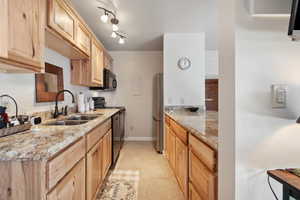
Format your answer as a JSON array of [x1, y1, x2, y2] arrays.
[[44, 120, 89, 126], [66, 114, 102, 121]]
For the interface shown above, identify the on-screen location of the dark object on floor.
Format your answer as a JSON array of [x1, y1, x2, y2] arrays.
[[187, 107, 199, 112]]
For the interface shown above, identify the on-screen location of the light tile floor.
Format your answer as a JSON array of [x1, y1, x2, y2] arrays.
[[114, 141, 185, 200]]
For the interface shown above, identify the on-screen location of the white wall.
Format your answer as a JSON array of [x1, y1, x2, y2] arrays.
[[235, 1, 300, 199], [96, 51, 163, 140], [218, 0, 236, 199], [0, 48, 89, 115], [206, 50, 219, 79], [164, 33, 205, 107]]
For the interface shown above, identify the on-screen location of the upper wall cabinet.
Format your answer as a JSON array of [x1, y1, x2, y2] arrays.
[[48, 0, 76, 44], [76, 22, 91, 56], [0, 0, 45, 72], [91, 39, 104, 86]]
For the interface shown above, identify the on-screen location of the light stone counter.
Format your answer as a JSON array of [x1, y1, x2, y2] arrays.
[[0, 109, 120, 161], [165, 109, 218, 150]]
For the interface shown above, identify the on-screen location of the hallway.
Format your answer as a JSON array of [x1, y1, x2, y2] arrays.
[[114, 142, 185, 200]]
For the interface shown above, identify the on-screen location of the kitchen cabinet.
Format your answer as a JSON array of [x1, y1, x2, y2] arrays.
[[0, 0, 45, 72], [47, 158, 85, 200], [76, 22, 91, 56], [165, 114, 218, 200], [91, 39, 104, 86], [71, 59, 90, 86], [189, 182, 202, 200], [48, 0, 76, 44], [189, 151, 216, 200], [0, 117, 113, 200], [104, 52, 113, 70], [102, 130, 112, 178], [87, 140, 103, 200], [175, 137, 188, 198]]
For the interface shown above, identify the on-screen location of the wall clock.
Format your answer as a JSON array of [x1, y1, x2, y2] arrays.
[[177, 57, 191, 70]]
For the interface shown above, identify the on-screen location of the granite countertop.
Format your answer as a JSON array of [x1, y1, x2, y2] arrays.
[[0, 109, 120, 161], [165, 109, 218, 150]]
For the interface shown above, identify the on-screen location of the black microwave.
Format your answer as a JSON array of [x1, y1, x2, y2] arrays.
[[90, 69, 117, 91]]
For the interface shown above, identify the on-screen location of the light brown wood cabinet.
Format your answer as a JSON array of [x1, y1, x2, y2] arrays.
[[189, 182, 203, 200], [189, 151, 216, 200], [47, 158, 86, 200], [175, 137, 188, 198], [0, 119, 113, 200], [87, 139, 103, 200], [76, 22, 91, 56], [102, 130, 112, 178], [164, 114, 218, 200], [0, 0, 45, 72], [48, 0, 76, 44], [71, 59, 90, 86], [91, 39, 104, 86]]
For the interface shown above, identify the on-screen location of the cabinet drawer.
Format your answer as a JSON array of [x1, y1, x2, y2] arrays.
[[87, 119, 111, 150], [47, 158, 85, 200], [47, 138, 85, 190], [170, 119, 188, 144], [189, 134, 217, 172], [189, 151, 216, 200]]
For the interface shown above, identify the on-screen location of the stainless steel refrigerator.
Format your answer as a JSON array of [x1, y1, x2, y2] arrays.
[[152, 73, 164, 153]]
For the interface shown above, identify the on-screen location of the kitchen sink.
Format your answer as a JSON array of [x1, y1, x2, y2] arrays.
[[66, 114, 103, 121], [44, 120, 89, 126]]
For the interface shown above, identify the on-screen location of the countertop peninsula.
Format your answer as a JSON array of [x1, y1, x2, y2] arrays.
[[165, 108, 218, 150]]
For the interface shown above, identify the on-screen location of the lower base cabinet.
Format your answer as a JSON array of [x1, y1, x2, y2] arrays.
[[175, 137, 188, 198], [87, 140, 103, 200], [47, 158, 86, 200]]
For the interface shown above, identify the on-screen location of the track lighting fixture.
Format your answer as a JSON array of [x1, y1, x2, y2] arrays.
[[100, 11, 109, 23], [97, 6, 127, 44], [112, 32, 127, 44]]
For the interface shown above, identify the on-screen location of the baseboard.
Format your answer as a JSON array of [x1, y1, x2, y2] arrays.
[[124, 137, 154, 141]]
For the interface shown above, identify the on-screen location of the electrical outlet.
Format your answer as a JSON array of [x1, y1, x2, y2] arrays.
[[271, 84, 287, 108]]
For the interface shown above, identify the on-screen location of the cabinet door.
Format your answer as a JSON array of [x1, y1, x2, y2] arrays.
[[169, 130, 176, 170], [87, 140, 103, 200], [48, 0, 76, 44], [102, 131, 112, 178], [76, 22, 90, 56], [6, 0, 44, 71], [91, 40, 103, 86], [175, 137, 188, 198], [107, 130, 112, 170], [189, 150, 216, 200], [189, 182, 203, 200], [71, 59, 90, 86], [47, 158, 85, 200]]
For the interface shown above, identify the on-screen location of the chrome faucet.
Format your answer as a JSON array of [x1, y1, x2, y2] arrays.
[[53, 90, 75, 118]]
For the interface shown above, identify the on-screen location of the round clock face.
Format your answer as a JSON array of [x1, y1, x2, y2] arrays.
[[177, 57, 191, 70]]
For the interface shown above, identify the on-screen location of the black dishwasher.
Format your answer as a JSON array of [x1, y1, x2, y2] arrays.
[[111, 109, 125, 167]]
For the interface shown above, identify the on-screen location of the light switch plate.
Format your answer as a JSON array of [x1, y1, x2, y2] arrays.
[[271, 84, 287, 108]]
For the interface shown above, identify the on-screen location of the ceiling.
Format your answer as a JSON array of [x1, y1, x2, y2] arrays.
[[70, 0, 217, 51]]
